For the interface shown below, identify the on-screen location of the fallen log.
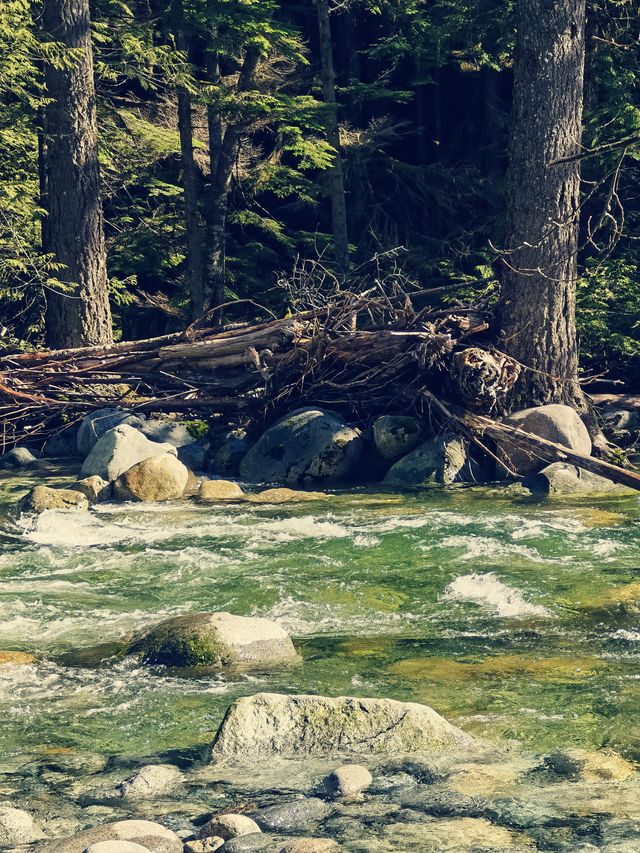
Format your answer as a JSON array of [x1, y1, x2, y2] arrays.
[[424, 390, 640, 493]]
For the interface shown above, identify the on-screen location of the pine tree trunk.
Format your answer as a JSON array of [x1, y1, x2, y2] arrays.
[[313, 0, 350, 272], [42, 0, 112, 348], [498, 0, 586, 409]]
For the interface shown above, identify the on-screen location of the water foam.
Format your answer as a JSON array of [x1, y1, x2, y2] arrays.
[[442, 572, 550, 618]]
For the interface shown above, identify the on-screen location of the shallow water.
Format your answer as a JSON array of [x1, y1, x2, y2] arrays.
[[1, 467, 639, 779]]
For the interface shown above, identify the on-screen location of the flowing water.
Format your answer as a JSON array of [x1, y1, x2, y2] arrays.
[[1, 466, 640, 847]]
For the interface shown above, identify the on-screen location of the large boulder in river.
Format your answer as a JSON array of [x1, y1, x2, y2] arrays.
[[48, 819, 182, 853], [212, 429, 252, 476], [239, 408, 363, 485], [524, 462, 635, 497], [373, 415, 425, 460], [129, 612, 297, 667], [77, 407, 145, 457], [198, 479, 245, 502], [0, 446, 39, 469], [21, 485, 89, 513], [496, 404, 591, 476], [211, 693, 474, 758], [80, 424, 177, 482], [113, 453, 189, 502], [383, 433, 467, 486], [0, 806, 43, 846], [139, 418, 196, 448]]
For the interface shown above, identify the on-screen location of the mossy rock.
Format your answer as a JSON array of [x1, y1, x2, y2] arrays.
[[373, 415, 425, 460]]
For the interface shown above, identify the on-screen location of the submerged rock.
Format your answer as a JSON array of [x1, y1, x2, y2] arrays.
[[77, 408, 145, 457], [277, 841, 339, 853], [0, 446, 39, 469], [119, 764, 183, 799], [211, 693, 474, 758], [0, 806, 43, 846], [379, 816, 522, 851], [239, 408, 362, 485], [129, 613, 297, 667], [21, 485, 89, 513], [113, 453, 189, 502], [198, 479, 245, 502], [373, 415, 425, 460], [383, 433, 467, 485], [48, 818, 182, 853], [71, 475, 112, 504], [255, 798, 332, 833], [496, 404, 591, 476], [244, 487, 327, 503], [523, 462, 635, 497], [81, 424, 177, 482]]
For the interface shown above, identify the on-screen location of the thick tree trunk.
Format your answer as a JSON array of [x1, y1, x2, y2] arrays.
[[42, 0, 112, 348], [313, 0, 350, 272], [498, 0, 586, 410]]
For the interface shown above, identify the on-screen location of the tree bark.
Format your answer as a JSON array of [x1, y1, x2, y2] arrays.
[[42, 0, 112, 348], [313, 0, 350, 273], [498, 0, 586, 409]]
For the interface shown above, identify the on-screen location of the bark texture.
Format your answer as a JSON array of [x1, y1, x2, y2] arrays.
[[314, 0, 350, 272], [499, 0, 586, 409], [43, 0, 112, 348]]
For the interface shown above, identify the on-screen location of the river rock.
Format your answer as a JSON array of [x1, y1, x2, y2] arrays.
[[221, 835, 274, 852], [139, 419, 196, 447], [200, 814, 261, 841], [383, 433, 467, 485], [211, 693, 474, 758], [244, 488, 327, 503], [496, 404, 591, 476], [71, 476, 112, 503], [255, 799, 331, 833], [179, 437, 211, 471], [198, 479, 245, 502], [278, 840, 339, 853], [0, 806, 43, 845], [323, 764, 372, 798], [84, 843, 151, 853], [43, 425, 81, 457], [119, 764, 183, 799], [21, 485, 90, 513], [239, 408, 362, 485], [130, 612, 297, 667], [81, 424, 177, 482], [185, 839, 224, 853], [373, 415, 425, 460], [49, 819, 182, 853], [380, 816, 520, 851], [212, 431, 252, 477], [523, 462, 634, 497], [0, 446, 39, 469], [113, 453, 189, 502], [0, 651, 35, 665], [77, 408, 145, 457]]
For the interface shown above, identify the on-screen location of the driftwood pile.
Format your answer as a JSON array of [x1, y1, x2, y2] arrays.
[[1, 292, 640, 491]]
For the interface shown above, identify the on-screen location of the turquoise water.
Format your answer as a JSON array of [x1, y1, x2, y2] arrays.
[[0, 468, 639, 772]]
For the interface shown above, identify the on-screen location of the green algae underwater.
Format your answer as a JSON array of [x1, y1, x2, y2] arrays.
[[0, 467, 639, 770]]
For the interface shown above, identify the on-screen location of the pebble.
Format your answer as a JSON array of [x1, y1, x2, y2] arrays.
[[256, 798, 332, 833]]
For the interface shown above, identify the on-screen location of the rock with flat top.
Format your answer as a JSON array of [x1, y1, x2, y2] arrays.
[[21, 486, 89, 513], [496, 404, 591, 476], [129, 613, 297, 667], [81, 424, 176, 483], [48, 819, 182, 853], [113, 453, 189, 502], [198, 480, 245, 502], [245, 488, 327, 503], [211, 693, 474, 758]]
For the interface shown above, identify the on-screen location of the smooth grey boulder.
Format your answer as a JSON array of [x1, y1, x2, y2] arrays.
[[113, 453, 189, 502], [43, 426, 81, 458], [523, 462, 635, 497], [21, 485, 89, 513], [255, 798, 331, 833], [383, 433, 467, 486], [77, 408, 145, 457], [178, 437, 210, 472], [373, 415, 425, 460], [48, 819, 182, 853], [80, 424, 176, 482], [0, 806, 44, 846], [139, 419, 196, 447], [212, 431, 252, 477], [496, 404, 591, 476], [119, 764, 183, 799], [71, 476, 112, 504], [211, 693, 474, 758], [0, 446, 39, 469], [239, 408, 362, 485], [129, 612, 297, 667]]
